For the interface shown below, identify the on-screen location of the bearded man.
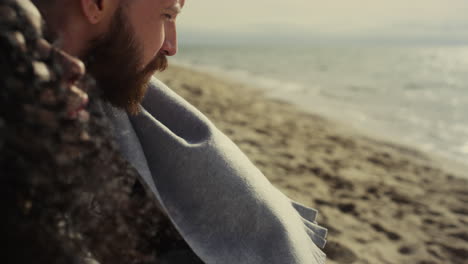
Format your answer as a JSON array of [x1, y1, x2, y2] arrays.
[[31, 0, 328, 263]]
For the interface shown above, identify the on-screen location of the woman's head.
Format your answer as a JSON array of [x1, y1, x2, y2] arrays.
[[0, 1, 175, 263], [1, 1, 90, 262], [3, 0, 84, 83], [0, 0, 89, 120]]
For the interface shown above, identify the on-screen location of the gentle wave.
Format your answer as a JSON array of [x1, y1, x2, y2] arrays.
[[172, 45, 468, 165]]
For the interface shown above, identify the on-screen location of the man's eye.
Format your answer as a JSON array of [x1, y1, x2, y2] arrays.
[[163, 14, 173, 20]]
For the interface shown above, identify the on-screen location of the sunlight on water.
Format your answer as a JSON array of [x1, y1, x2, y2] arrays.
[[173, 44, 468, 165]]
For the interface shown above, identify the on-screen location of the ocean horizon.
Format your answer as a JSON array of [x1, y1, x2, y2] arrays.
[[172, 43, 468, 167]]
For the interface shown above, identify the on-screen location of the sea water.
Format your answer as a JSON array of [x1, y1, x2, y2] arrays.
[[173, 44, 468, 166]]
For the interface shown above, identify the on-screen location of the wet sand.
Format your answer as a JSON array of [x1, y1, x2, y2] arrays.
[[156, 65, 468, 264]]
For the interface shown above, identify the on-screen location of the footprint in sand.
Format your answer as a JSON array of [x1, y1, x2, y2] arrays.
[[451, 207, 468, 216], [370, 223, 401, 241], [440, 245, 468, 261], [322, 240, 358, 263], [398, 245, 416, 255], [337, 202, 358, 216], [449, 232, 468, 243]]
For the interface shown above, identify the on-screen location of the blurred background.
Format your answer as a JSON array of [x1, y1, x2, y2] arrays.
[[173, 0, 468, 166]]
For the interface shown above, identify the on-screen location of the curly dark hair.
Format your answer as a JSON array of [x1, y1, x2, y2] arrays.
[[0, 1, 196, 263]]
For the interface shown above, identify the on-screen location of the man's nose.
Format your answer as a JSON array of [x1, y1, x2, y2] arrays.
[[161, 26, 178, 56], [56, 50, 85, 84]]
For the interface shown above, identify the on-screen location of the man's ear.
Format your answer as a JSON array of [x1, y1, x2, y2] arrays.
[[80, 0, 105, 24]]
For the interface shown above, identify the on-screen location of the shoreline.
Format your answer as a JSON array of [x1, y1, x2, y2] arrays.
[[171, 60, 468, 169], [156, 65, 468, 264]]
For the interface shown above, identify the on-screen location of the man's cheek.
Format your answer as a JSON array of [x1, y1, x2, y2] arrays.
[[143, 34, 165, 68]]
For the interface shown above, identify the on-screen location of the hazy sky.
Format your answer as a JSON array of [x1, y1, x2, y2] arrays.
[[178, 0, 468, 44]]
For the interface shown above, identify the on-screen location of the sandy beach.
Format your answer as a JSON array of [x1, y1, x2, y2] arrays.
[[156, 65, 468, 264]]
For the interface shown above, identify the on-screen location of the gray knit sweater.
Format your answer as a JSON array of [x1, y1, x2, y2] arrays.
[[103, 77, 327, 264]]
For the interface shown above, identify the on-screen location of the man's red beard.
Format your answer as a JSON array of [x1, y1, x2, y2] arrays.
[[83, 7, 167, 115]]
